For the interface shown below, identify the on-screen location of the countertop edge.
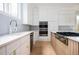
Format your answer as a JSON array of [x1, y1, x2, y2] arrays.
[[0, 31, 34, 48]]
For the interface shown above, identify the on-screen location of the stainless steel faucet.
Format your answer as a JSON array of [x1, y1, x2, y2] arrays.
[[10, 20, 17, 27], [9, 20, 17, 33]]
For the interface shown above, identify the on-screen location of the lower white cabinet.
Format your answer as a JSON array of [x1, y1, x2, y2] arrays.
[[6, 40, 19, 55], [0, 33, 31, 55], [16, 43, 27, 55], [16, 35, 30, 55]]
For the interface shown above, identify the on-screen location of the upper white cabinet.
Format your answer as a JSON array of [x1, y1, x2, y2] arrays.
[[32, 4, 39, 25], [22, 3, 28, 24], [39, 5, 58, 22], [22, 3, 39, 25], [9, 3, 18, 18], [27, 4, 33, 25], [58, 10, 75, 25], [25, 4, 39, 25], [17, 3, 22, 20], [22, 3, 33, 25]]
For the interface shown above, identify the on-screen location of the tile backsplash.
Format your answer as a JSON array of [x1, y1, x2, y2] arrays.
[[0, 13, 10, 35], [58, 25, 74, 32]]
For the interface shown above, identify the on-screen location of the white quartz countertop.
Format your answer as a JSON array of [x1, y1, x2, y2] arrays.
[[67, 36, 79, 42], [0, 31, 33, 47]]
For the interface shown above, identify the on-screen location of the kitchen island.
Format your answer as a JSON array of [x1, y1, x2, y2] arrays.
[[0, 31, 34, 55], [51, 32, 79, 55]]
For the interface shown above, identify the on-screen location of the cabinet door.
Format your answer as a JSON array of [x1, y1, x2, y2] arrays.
[[32, 5, 39, 25], [58, 11, 75, 25], [24, 34, 30, 55], [6, 34, 30, 55], [6, 39, 21, 55], [67, 39, 78, 55], [6, 41, 18, 55], [28, 4, 33, 25], [0, 46, 6, 55], [16, 43, 27, 55], [22, 3, 28, 24], [16, 35, 30, 55], [16, 41, 30, 55]]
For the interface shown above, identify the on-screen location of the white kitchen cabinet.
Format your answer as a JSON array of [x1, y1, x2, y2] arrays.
[[39, 5, 58, 22], [8, 3, 18, 18], [16, 34, 30, 55], [5, 34, 30, 55], [22, 3, 28, 24], [58, 10, 75, 25], [16, 43, 30, 55], [16, 43, 27, 55], [22, 3, 32, 25], [0, 32, 33, 55], [23, 3, 39, 25], [6, 39, 20, 55], [32, 5, 39, 25], [27, 4, 33, 25]]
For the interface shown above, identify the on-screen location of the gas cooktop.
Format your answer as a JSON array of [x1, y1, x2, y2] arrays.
[[56, 32, 79, 36]]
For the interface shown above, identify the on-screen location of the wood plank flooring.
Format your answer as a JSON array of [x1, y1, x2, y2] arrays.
[[31, 41, 56, 55]]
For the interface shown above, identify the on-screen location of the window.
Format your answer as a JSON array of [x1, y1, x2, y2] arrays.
[[0, 3, 22, 19]]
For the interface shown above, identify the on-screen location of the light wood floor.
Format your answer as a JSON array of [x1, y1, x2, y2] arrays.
[[31, 41, 56, 55]]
